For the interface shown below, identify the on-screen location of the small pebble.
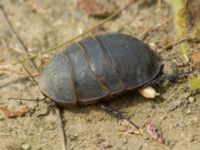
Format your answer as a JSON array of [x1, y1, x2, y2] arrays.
[[190, 135, 198, 142], [122, 138, 128, 144], [69, 134, 78, 141], [149, 42, 157, 50], [186, 108, 192, 114], [21, 144, 31, 150], [188, 97, 195, 103]]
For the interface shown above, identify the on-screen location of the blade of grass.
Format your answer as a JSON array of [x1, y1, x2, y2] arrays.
[[171, 0, 189, 62], [12, 0, 136, 65]]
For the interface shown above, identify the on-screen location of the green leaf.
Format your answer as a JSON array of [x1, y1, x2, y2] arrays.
[[189, 77, 200, 90]]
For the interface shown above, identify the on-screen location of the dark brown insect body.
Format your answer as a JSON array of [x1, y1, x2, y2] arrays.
[[39, 33, 161, 106]]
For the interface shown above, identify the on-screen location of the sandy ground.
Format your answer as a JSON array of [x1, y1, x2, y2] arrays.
[[0, 0, 199, 150]]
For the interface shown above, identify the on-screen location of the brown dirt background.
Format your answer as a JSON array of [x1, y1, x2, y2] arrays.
[[0, 0, 199, 150]]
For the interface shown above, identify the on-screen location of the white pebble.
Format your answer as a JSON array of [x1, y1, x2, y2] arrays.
[[21, 144, 31, 150], [188, 97, 195, 103]]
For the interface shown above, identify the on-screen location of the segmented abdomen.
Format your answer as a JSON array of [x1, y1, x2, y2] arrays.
[[39, 33, 161, 105]]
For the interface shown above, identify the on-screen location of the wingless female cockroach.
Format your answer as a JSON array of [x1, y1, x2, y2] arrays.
[[39, 33, 163, 106]]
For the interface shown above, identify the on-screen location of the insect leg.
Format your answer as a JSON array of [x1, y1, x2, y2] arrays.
[[97, 103, 140, 131]]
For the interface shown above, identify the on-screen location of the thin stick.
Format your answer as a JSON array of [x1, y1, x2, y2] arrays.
[[139, 17, 172, 41], [0, 65, 39, 77], [13, 0, 136, 65], [0, 4, 39, 72], [18, 59, 39, 85], [56, 108, 67, 150], [161, 34, 198, 49], [7, 97, 46, 102], [0, 4, 40, 85]]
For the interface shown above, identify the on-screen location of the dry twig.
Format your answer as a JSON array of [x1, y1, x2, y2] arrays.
[[0, 4, 39, 72], [161, 34, 198, 49], [56, 108, 67, 150], [0, 64, 36, 77], [139, 17, 172, 41]]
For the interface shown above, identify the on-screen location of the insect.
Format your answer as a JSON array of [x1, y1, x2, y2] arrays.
[[39, 33, 162, 106]]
